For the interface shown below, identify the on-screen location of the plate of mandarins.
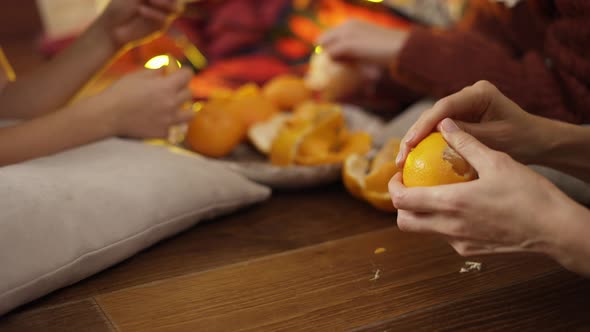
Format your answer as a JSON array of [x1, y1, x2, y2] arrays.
[[180, 73, 385, 190], [149, 53, 480, 212]]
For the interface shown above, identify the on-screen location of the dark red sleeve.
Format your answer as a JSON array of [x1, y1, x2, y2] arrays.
[[391, 25, 584, 123]]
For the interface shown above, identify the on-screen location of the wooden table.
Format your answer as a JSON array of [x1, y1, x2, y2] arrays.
[[1, 183, 589, 331], [1, 38, 590, 332]]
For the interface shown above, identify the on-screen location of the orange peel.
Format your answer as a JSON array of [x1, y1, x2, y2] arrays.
[[269, 102, 372, 166], [343, 137, 402, 212], [248, 113, 291, 155]]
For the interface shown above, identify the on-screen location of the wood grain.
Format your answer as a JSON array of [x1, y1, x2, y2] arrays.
[[355, 270, 590, 332], [29, 185, 393, 307], [0, 299, 113, 332], [96, 228, 563, 332]]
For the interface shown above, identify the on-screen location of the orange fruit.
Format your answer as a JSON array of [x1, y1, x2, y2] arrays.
[[263, 74, 312, 110], [342, 137, 401, 212], [185, 100, 246, 158], [209, 88, 234, 100], [403, 132, 477, 187], [234, 83, 261, 98], [226, 84, 279, 129]]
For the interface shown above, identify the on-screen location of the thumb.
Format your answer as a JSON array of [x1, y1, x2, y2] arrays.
[[439, 118, 493, 173], [435, 119, 481, 138]]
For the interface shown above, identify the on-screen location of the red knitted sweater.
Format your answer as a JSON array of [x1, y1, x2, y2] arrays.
[[391, 0, 590, 124]]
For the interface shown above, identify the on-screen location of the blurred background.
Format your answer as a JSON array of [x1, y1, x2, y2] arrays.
[[0, 0, 466, 100]]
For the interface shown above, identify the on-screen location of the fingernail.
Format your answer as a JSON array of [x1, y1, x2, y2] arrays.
[[395, 151, 403, 165], [441, 118, 459, 133]]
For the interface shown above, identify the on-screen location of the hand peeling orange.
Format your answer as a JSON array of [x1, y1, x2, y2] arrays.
[[403, 133, 477, 187]]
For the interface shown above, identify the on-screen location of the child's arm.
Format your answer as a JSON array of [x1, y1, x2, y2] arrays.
[[0, 68, 193, 166], [0, 25, 117, 120], [0, 97, 116, 165], [0, 0, 181, 120]]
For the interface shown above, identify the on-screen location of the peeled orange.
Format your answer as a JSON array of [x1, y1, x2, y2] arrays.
[[263, 74, 311, 110], [403, 132, 477, 187]]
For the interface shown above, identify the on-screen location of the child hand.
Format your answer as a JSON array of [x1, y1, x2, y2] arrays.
[[97, 0, 182, 49], [98, 68, 194, 139]]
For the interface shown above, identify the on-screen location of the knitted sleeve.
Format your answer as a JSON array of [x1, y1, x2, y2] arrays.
[[390, 24, 583, 123]]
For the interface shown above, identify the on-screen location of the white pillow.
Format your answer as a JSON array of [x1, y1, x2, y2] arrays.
[[0, 138, 270, 315]]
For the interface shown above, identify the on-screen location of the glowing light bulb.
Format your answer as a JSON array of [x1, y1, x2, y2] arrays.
[[192, 102, 204, 113], [144, 55, 182, 70]]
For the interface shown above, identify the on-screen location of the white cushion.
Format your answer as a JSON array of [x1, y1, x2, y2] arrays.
[[0, 138, 270, 315]]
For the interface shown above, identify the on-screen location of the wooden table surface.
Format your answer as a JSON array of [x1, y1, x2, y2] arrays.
[[1, 38, 590, 332]]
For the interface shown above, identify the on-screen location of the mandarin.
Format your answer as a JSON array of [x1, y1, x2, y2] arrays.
[[185, 100, 246, 158], [227, 85, 279, 129], [402, 133, 477, 187], [263, 74, 311, 110]]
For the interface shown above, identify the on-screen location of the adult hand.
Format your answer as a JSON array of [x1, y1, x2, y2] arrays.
[[390, 118, 578, 259], [318, 19, 408, 67], [396, 81, 549, 169]]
